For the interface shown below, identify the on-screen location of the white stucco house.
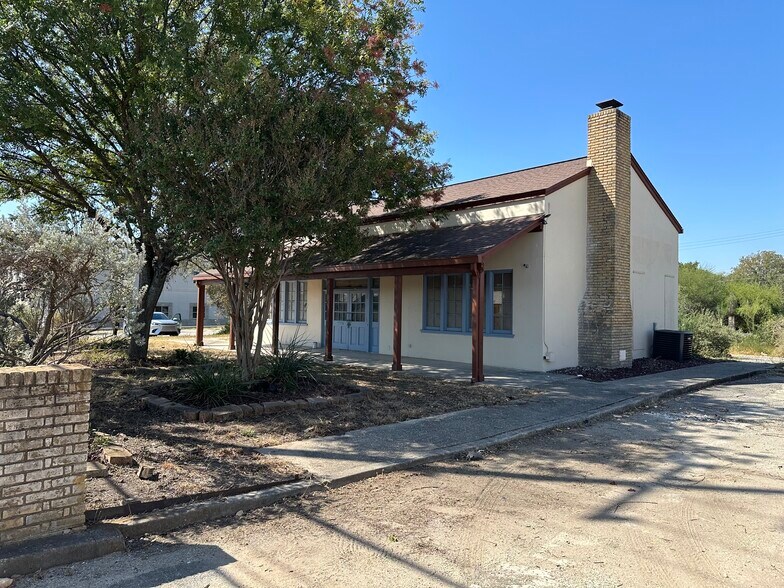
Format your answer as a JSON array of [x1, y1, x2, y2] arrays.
[[149, 271, 225, 327], [195, 100, 681, 380]]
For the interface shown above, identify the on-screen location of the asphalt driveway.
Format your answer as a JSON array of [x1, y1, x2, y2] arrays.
[[19, 370, 784, 587]]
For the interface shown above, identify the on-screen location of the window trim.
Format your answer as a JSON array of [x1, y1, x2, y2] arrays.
[[421, 273, 472, 334], [279, 280, 308, 324], [486, 269, 514, 336], [421, 271, 514, 337]]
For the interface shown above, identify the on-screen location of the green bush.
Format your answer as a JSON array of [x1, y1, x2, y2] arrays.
[[181, 363, 243, 408], [257, 338, 316, 390], [168, 347, 208, 366], [679, 311, 736, 358], [735, 316, 784, 356]]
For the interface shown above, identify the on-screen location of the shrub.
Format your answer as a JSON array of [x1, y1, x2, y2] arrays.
[[181, 363, 243, 408], [736, 316, 784, 356], [679, 311, 736, 358], [257, 338, 317, 390], [168, 347, 208, 366]]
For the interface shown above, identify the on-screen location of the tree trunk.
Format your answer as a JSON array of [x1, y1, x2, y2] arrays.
[[127, 251, 174, 362]]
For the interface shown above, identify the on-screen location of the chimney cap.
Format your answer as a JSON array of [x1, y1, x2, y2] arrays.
[[596, 99, 623, 110]]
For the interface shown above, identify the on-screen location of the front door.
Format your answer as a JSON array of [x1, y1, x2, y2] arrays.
[[332, 290, 369, 351]]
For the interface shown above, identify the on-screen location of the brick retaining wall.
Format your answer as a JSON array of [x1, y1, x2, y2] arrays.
[[0, 365, 91, 545]]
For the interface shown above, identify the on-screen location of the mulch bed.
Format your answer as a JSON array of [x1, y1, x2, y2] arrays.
[[147, 374, 361, 408], [554, 356, 721, 382]]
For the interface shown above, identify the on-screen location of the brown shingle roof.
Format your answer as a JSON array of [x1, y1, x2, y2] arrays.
[[368, 157, 588, 220], [310, 215, 544, 272]]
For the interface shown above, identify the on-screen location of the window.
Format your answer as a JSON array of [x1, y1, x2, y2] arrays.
[[154, 305, 170, 316], [488, 270, 513, 334], [190, 305, 198, 320], [279, 281, 308, 323], [422, 271, 513, 336], [446, 274, 464, 330], [424, 276, 442, 329], [423, 274, 469, 332]]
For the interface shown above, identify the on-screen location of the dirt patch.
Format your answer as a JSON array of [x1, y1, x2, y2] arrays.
[[87, 363, 537, 511], [554, 356, 719, 382], [32, 371, 784, 588]]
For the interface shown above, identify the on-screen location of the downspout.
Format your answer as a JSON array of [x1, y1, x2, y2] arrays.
[[542, 207, 551, 365]]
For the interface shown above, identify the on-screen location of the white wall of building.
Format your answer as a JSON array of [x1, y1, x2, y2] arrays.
[[374, 231, 544, 371], [542, 176, 589, 370], [630, 169, 680, 358], [141, 271, 225, 326], [256, 169, 679, 371]]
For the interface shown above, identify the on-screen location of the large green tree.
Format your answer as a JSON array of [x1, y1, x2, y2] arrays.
[[0, 0, 273, 360], [730, 251, 784, 291], [151, 0, 449, 379], [679, 262, 728, 315]]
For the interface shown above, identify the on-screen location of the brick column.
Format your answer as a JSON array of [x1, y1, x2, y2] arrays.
[[578, 100, 633, 368], [0, 365, 91, 546]]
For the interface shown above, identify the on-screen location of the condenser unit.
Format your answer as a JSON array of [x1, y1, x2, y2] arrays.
[[652, 329, 694, 361]]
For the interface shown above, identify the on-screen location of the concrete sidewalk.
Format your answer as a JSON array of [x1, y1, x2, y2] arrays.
[[260, 360, 775, 484]]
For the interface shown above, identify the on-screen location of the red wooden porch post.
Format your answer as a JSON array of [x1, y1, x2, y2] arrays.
[[471, 263, 485, 383], [196, 282, 206, 347], [228, 317, 235, 351], [392, 275, 403, 371], [325, 278, 334, 361], [272, 284, 280, 355]]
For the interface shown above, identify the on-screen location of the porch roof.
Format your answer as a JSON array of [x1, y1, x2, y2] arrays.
[[302, 214, 544, 278], [193, 214, 544, 283]]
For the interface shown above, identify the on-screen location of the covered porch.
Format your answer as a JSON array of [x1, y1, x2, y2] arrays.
[[193, 215, 544, 383]]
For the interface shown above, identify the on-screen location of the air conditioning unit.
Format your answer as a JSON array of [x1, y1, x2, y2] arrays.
[[652, 330, 694, 361]]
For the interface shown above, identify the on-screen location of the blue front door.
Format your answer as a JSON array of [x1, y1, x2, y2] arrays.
[[333, 290, 369, 351]]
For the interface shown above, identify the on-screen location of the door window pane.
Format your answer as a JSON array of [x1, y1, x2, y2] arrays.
[[350, 292, 366, 323], [372, 291, 379, 323], [425, 276, 441, 328], [334, 292, 348, 322]]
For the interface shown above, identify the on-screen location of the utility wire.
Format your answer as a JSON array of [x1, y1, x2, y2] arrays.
[[681, 230, 784, 251]]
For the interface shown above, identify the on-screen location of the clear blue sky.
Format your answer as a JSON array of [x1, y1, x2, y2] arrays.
[[411, 0, 784, 272], [2, 1, 781, 273]]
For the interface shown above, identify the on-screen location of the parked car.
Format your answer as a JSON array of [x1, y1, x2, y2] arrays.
[[149, 312, 181, 336]]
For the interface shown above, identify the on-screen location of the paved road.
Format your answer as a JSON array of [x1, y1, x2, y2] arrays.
[[20, 371, 784, 587]]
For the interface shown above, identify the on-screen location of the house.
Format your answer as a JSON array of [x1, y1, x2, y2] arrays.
[[194, 100, 681, 380], [150, 271, 225, 327]]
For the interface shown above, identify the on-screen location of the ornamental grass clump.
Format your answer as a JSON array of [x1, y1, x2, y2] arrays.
[[182, 363, 244, 408]]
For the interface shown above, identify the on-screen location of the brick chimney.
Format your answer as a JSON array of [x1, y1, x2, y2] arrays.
[[578, 99, 633, 368]]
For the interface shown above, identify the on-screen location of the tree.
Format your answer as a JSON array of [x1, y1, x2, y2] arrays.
[[154, 0, 449, 379], [0, 1, 269, 360], [0, 208, 138, 366], [679, 262, 727, 315], [730, 251, 784, 291], [725, 280, 782, 332]]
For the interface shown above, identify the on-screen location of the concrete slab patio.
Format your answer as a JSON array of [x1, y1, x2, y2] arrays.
[[260, 359, 776, 485]]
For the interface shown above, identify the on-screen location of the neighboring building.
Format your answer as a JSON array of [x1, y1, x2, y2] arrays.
[[152, 271, 225, 327], [195, 100, 681, 378]]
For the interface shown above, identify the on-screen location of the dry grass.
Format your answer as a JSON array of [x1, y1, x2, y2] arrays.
[[86, 360, 538, 510]]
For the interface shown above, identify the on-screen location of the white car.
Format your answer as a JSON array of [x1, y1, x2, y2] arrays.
[[150, 312, 181, 336]]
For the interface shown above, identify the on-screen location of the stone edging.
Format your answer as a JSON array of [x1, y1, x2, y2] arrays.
[[138, 390, 367, 422]]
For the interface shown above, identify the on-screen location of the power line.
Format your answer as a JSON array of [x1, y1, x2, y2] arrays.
[[681, 227, 784, 248], [681, 231, 784, 251]]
